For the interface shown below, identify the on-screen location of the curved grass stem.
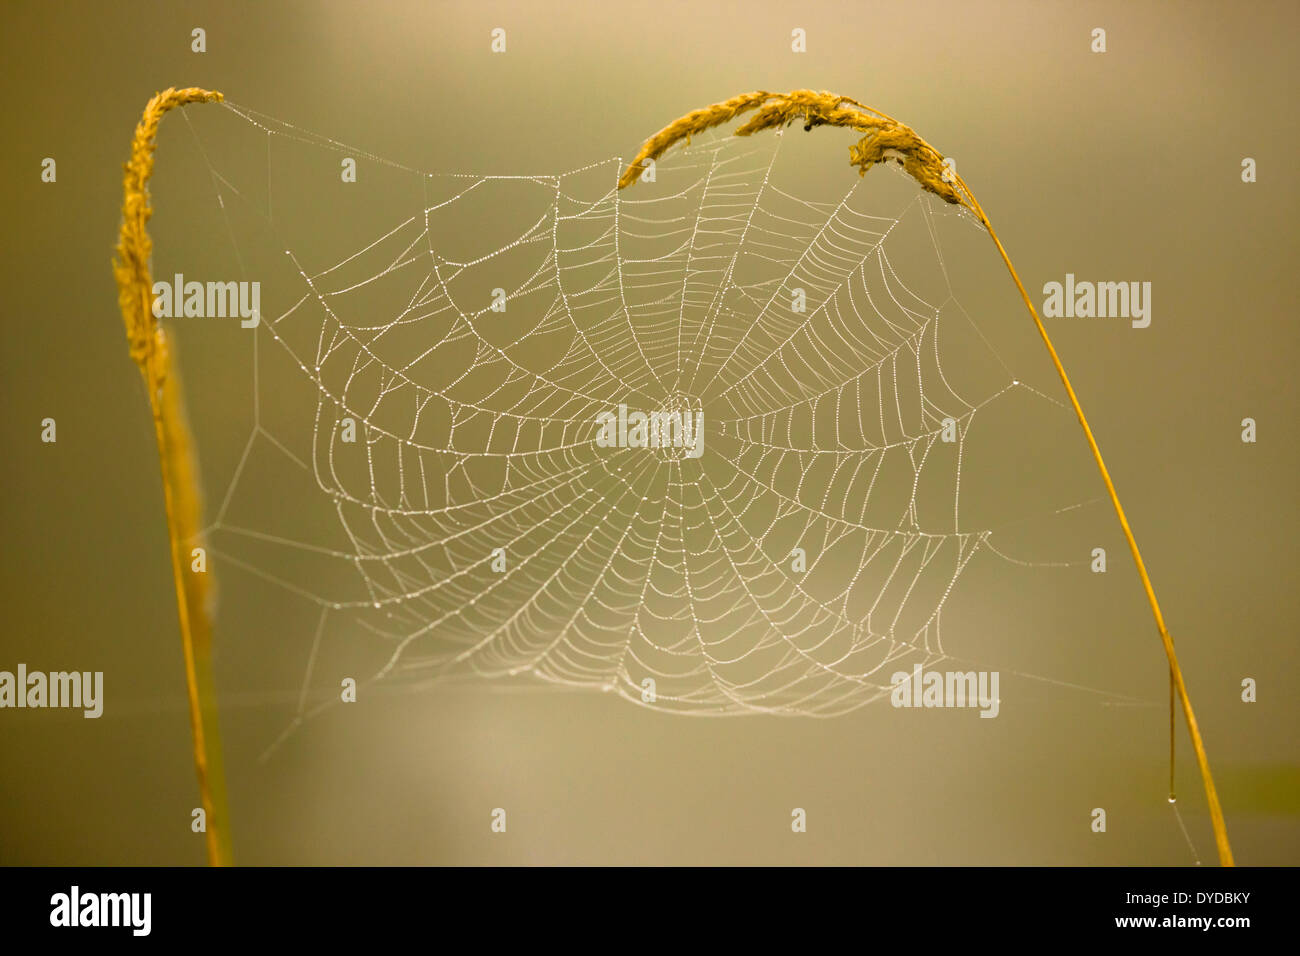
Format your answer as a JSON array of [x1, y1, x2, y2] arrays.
[[621, 89, 1234, 866], [112, 87, 232, 867], [966, 193, 1234, 866]]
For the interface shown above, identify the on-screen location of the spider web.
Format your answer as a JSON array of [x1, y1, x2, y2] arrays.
[[156, 101, 1115, 742]]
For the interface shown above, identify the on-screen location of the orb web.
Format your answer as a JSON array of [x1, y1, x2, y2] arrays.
[[156, 101, 1112, 744]]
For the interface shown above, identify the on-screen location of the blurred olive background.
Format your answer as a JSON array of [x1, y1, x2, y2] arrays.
[[0, 0, 1296, 865]]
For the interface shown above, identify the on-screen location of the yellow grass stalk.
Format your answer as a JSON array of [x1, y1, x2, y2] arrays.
[[112, 87, 232, 866], [620, 89, 1234, 867]]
